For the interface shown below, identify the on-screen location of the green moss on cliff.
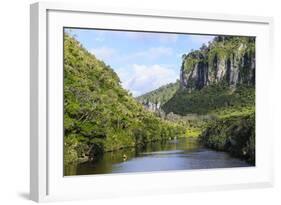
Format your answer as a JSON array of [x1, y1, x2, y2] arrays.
[[137, 35, 256, 165], [181, 36, 255, 88]]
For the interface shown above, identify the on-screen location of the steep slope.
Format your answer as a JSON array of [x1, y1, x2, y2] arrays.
[[137, 36, 256, 164], [136, 81, 179, 111], [64, 34, 185, 165], [161, 36, 255, 116], [180, 36, 255, 91], [162, 84, 255, 115]]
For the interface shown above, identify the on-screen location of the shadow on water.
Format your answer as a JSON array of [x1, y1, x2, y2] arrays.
[[65, 138, 252, 176]]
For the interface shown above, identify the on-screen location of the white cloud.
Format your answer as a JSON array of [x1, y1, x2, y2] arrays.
[[90, 47, 116, 61], [116, 64, 178, 97]]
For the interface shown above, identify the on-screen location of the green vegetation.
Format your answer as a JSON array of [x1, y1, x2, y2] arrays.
[[160, 82, 255, 164], [164, 112, 211, 138], [207, 36, 255, 61], [63, 34, 185, 165], [137, 36, 255, 164], [199, 112, 255, 164], [136, 81, 180, 106], [181, 36, 255, 90], [182, 50, 203, 74], [64, 33, 255, 167], [182, 36, 255, 73], [162, 83, 255, 115]]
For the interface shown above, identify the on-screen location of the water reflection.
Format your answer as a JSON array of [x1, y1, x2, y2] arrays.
[[64, 138, 251, 176]]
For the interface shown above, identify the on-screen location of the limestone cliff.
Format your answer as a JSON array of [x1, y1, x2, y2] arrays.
[[180, 36, 255, 91]]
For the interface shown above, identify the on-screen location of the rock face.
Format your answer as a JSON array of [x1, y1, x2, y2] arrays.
[[140, 100, 161, 112], [180, 36, 255, 91]]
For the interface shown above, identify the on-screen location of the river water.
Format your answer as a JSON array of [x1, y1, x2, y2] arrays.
[[64, 138, 252, 176]]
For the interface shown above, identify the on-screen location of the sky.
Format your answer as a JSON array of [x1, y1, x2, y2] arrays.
[[65, 28, 215, 97]]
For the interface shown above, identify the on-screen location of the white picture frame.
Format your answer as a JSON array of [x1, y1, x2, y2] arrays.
[[30, 1, 274, 202]]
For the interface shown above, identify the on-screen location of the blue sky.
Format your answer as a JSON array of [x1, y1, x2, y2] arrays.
[[65, 28, 215, 97]]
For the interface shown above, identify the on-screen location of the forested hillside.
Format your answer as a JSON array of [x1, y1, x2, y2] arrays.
[[63, 34, 185, 165], [137, 36, 255, 164], [162, 84, 255, 115], [63, 31, 255, 167], [136, 81, 179, 111]]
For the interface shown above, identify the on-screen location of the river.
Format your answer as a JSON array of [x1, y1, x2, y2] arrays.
[[64, 138, 252, 176]]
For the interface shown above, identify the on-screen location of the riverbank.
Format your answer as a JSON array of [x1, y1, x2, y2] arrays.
[[199, 112, 255, 165], [63, 34, 187, 166], [73, 135, 190, 165], [65, 137, 251, 176]]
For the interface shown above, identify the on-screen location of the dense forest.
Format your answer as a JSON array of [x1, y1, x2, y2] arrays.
[[64, 33, 255, 167], [137, 36, 255, 164], [63, 34, 185, 165], [136, 81, 180, 111]]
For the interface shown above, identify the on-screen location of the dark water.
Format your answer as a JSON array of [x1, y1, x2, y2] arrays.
[[64, 138, 251, 176]]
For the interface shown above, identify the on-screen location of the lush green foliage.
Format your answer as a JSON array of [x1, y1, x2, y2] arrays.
[[63, 34, 185, 164], [159, 81, 255, 164], [136, 81, 180, 106], [199, 112, 255, 164], [181, 36, 255, 89], [164, 112, 211, 138], [208, 36, 255, 59], [162, 83, 255, 115], [182, 36, 255, 72], [64, 32, 256, 166]]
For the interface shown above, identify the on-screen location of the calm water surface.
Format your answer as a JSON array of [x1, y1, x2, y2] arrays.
[[65, 138, 251, 176]]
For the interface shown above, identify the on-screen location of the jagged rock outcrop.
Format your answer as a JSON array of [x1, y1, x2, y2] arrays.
[[180, 36, 255, 91], [140, 100, 161, 112]]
